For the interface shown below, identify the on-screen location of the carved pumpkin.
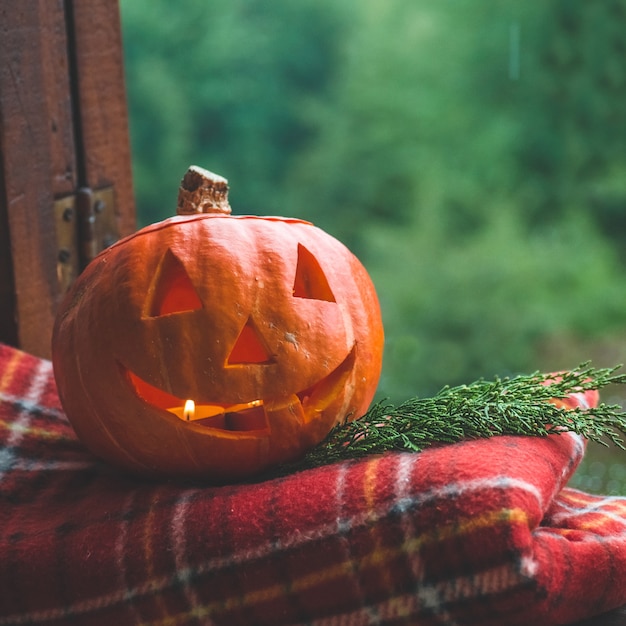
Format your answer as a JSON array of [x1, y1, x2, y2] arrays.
[[52, 167, 384, 481]]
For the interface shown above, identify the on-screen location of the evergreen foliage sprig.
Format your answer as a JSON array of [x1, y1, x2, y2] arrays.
[[279, 363, 626, 474]]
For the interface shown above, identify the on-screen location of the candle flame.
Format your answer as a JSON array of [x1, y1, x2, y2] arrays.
[[183, 399, 195, 421]]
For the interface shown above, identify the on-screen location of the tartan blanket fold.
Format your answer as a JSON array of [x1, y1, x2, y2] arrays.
[[1, 342, 625, 626]]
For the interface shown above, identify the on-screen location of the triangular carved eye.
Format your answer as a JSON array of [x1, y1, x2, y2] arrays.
[[292, 244, 336, 302], [144, 249, 203, 317], [227, 317, 274, 365]]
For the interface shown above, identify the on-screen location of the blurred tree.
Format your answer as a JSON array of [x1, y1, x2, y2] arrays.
[[283, 1, 536, 250], [284, 1, 437, 241], [121, 0, 348, 223], [515, 1, 626, 251], [369, 207, 626, 399]]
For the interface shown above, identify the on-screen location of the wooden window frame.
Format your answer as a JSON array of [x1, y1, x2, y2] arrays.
[[0, 0, 135, 358]]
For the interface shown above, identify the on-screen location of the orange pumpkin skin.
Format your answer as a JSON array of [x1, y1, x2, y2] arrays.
[[52, 213, 384, 481]]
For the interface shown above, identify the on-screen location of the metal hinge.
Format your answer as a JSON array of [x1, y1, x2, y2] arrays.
[[54, 186, 120, 293]]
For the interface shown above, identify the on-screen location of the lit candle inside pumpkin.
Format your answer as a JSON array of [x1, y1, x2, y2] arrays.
[[167, 401, 225, 422], [183, 399, 195, 421], [167, 399, 264, 426]]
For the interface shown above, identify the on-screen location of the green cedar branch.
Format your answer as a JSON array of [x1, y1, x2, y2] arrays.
[[280, 363, 626, 474]]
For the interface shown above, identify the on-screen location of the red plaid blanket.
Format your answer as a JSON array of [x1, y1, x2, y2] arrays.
[[1, 342, 625, 625]]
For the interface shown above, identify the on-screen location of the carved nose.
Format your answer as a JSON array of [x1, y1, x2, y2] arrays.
[[227, 317, 274, 365]]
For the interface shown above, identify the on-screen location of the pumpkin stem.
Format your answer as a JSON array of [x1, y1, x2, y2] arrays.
[[177, 166, 232, 215]]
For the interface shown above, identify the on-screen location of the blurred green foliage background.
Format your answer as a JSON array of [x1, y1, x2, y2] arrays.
[[119, 0, 626, 493]]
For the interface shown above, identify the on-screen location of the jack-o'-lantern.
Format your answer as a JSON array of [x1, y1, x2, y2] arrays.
[[52, 167, 384, 481]]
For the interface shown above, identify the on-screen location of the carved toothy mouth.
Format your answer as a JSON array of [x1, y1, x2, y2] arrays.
[[120, 345, 356, 433]]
